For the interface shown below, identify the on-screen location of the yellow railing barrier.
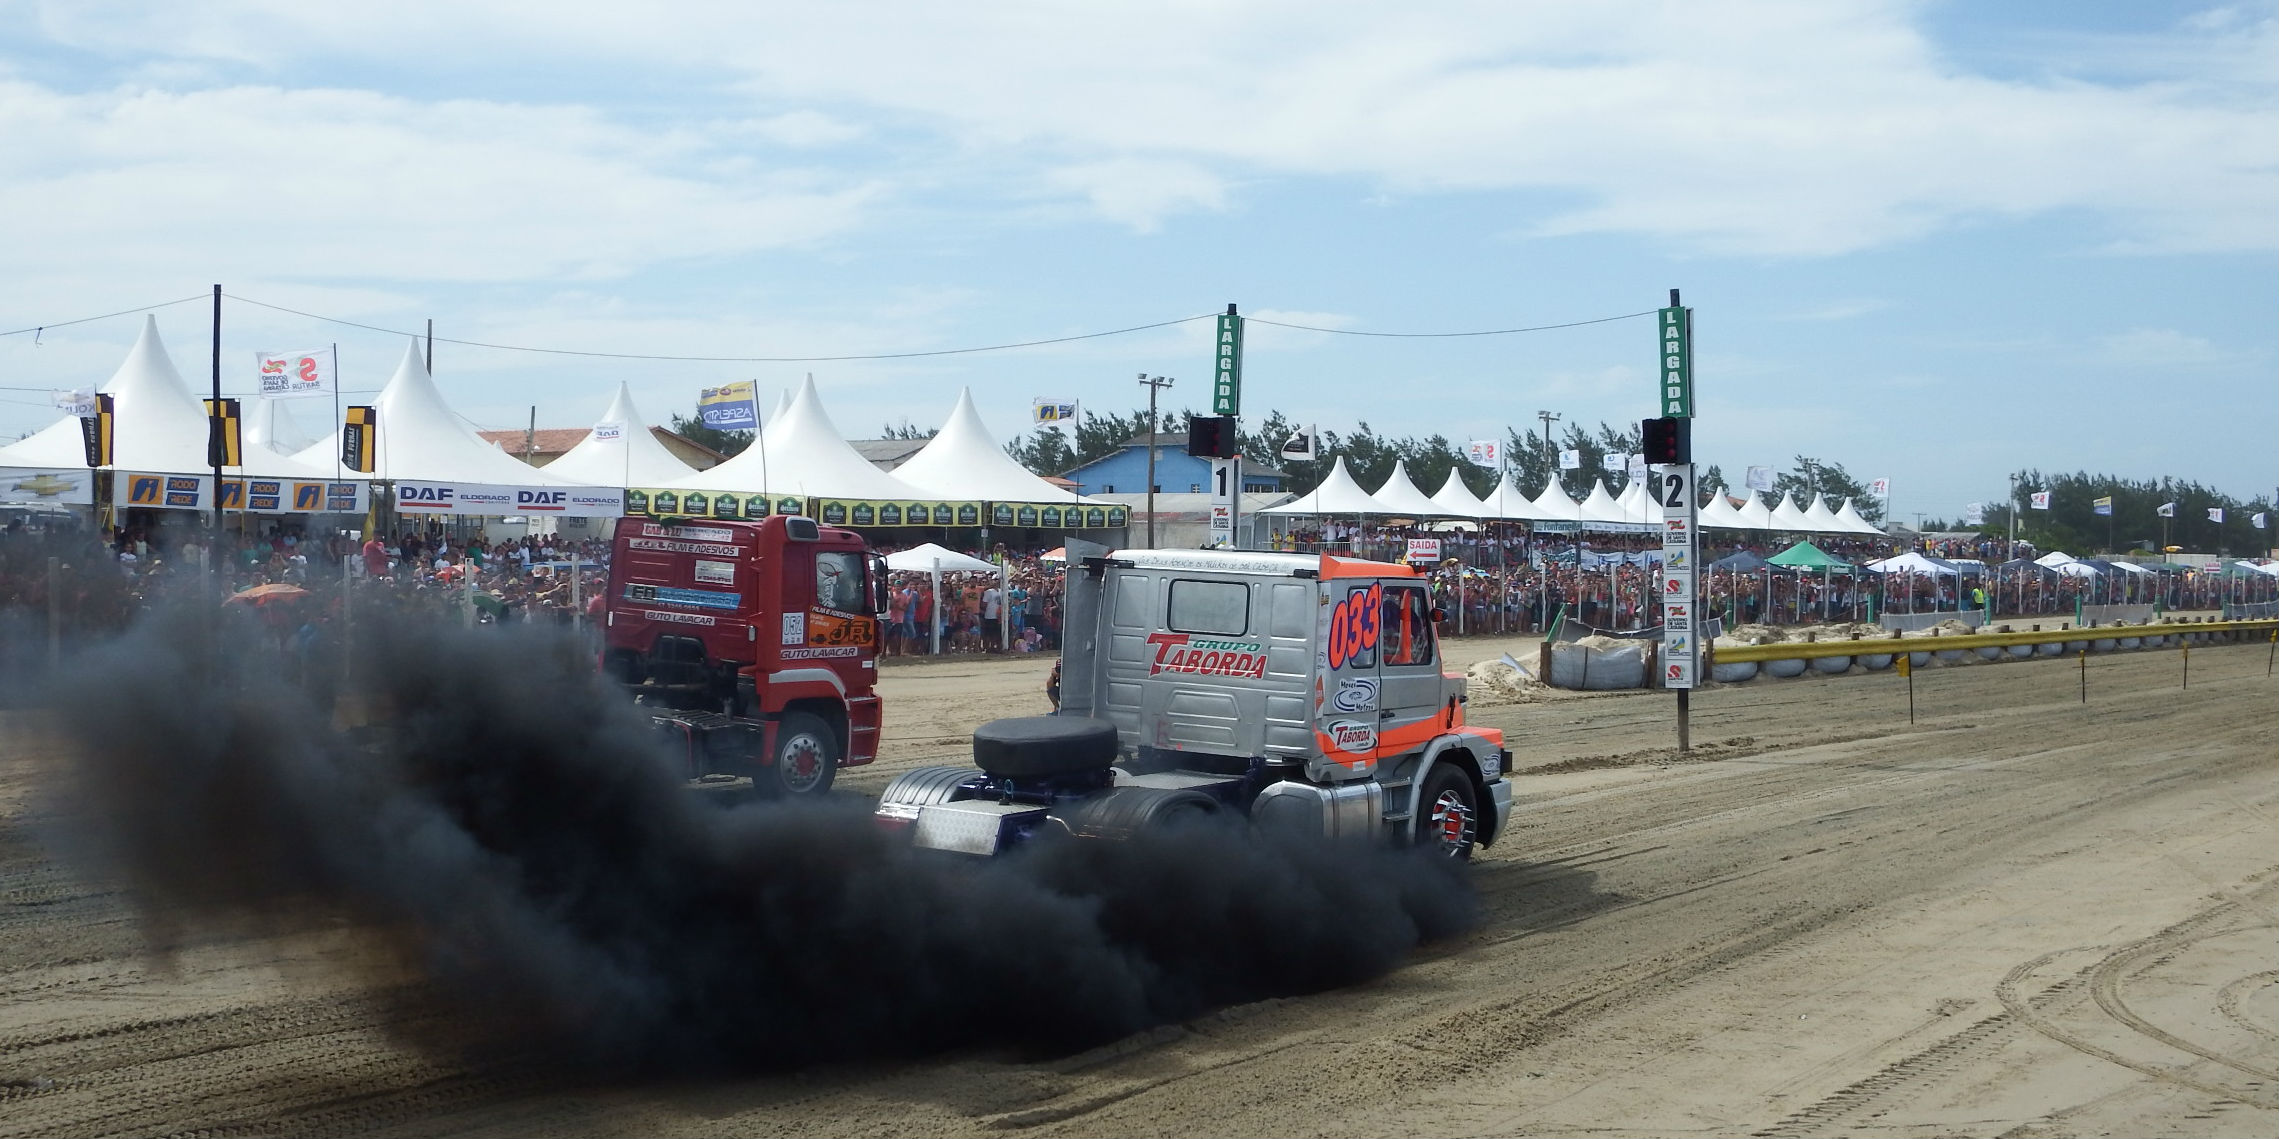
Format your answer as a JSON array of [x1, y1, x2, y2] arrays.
[[1708, 619, 2279, 665]]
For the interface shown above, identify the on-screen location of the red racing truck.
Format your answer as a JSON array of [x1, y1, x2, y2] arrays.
[[600, 514, 885, 796]]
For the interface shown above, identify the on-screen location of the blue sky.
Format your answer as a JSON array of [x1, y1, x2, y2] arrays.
[[0, 0, 2271, 520]]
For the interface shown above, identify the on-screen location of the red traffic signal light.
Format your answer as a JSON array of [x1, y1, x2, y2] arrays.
[[1187, 414, 1239, 459], [1641, 416, 1690, 465]]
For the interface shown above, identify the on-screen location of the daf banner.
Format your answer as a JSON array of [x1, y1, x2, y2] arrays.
[[117, 473, 369, 514], [394, 481, 624, 517]]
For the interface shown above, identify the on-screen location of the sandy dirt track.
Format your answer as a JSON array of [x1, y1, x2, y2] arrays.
[[3, 633, 2276, 1137]]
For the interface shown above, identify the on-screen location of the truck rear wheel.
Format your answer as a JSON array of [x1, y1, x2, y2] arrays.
[[762, 712, 839, 798], [1416, 764, 1478, 859]]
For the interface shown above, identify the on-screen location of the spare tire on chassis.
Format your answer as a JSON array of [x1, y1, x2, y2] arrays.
[[971, 716, 1120, 779]]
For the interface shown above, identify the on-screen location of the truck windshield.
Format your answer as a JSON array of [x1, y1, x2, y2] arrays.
[[816, 551, 867, 612]]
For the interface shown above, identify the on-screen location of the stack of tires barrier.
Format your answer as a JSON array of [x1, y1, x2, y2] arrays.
[[1545, 638, 1648, 690]]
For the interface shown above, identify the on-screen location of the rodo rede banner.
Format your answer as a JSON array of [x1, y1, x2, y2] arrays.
[[395, 481, 625, 517]]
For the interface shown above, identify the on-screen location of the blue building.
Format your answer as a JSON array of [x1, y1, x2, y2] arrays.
[[1062, 432, 1283, 495]]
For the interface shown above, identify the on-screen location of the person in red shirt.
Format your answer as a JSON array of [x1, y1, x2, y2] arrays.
[[361, 535, 389, 578]]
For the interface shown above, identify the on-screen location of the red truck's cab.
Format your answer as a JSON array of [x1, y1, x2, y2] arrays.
[[601, 514, 883, 796]]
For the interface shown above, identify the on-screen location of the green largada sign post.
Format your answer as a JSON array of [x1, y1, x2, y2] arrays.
[[1658, 305, 1692, 418], [1212, 304, 1242, 415]]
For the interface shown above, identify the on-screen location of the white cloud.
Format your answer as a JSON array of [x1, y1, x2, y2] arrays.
[[1776, 299, 1892, 322], [2094, 326, 2230, 368], [1046, 158, 1227, 231]]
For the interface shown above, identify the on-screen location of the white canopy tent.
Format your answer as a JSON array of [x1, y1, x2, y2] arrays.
[[1481, 474, 1549, 521], [1614, 478, 1662, 526], [885, 541, 1003, 654], [1831, 498, 1883, 535], [1576, 480, 1632, 526], [889, 388, 1088, 505], [1260, 456, 1392, 515], [1799, 494, 1845, 533], [293, 340, 592, 486], [1732, 491, 1774, 531], [1698, 489, 1746, 529], [1370, 460, 1448, 519], [1767, 492, 1811, 532], [1868, 551, 1965, 576], [1427, 469, 1489, 517], [1529, 480, 1581, 523], [242, 396, 317, 457], [0, 316, 337, 481], [541, 383, 697, 488], [666, 375, 932, 501], [2035, 550, 2077, 567]]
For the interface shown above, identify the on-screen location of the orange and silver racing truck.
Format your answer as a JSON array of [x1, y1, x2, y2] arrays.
[[601, 514, 885, 796], [875, 541, 1512, 856]]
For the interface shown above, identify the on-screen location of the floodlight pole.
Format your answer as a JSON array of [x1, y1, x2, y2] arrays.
[[1139, 374, 1174, 548]]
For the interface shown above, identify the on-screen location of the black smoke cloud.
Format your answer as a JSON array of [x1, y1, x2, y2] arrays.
[[41, 610, 1475, 1072]]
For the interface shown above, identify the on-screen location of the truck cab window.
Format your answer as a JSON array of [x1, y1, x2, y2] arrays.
[[1167, 579, 1249, 635], [1382, 585, 1436, 667], [816, 551, 866, 612]]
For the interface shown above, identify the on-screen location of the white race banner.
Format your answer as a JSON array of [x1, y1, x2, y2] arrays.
[[1558, 448, 1582, 471], [1745, 465, 1775, 492], [2030, 491, 2051, 510], [1463, 440, 1500, 468], [396, 481, 625, 517], [1032, 398, 1079, 424], [1870, 477, 1890, 498], [50, 389, 98, 415], [0, 467, 94, 506], [1964, 502, 1985, 526], [591, 420, 627, 442], [1626, 453, 1648, 482], [2208, 507, 2225, 523], [1600, 451, 1626, 473], [257, 347, 337, 400]]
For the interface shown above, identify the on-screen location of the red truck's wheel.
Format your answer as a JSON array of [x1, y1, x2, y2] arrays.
[[764, 712, 839, 797], [1417, 765, 1477, 859]]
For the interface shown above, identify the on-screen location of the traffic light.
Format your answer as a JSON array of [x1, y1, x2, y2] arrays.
[[1187, 414, 1239, 459], [1641, 416, 1690, 465]]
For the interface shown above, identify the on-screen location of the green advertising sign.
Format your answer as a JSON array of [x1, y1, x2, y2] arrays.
[[1657, 306, 1693, 418], [1212, 310, 1243, 415]]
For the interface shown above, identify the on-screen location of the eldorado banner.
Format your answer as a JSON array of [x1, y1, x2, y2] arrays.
[[395, 481, 621, 517]]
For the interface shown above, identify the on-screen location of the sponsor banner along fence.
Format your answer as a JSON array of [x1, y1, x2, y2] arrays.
[[395, 481, 622, 517], [623, 491, 1130, 530], [119, 473, 368, 514]]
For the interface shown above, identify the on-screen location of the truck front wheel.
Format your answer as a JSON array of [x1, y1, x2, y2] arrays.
[[763, 712, 839, 798], [1416, 764, 1478, 859]]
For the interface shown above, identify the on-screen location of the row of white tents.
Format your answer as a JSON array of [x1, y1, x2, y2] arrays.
[[0, 318, 1096, 510], [1262, 455, 1887, 536]]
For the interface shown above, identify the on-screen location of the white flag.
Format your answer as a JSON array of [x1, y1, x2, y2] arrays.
[[50, 388, 98, 415], [2030, 491, 2050, 510], [1463, 440, 1499, 468], [1745, 465, 1775, 492], [2254, 512, 2268, 529], [1032, 398, 1079, 424], [591, 420, 626, 442], [1869, 477, 1890, 498], [1964, 502, 1984, 526], [256, 347, 336, 400], [1600, 451, 1626, 473], [1626, 453, 1648, 482], [1558, 448, 1582, 471], [2207, 507, 2224, 523], [1279, 426, 1319, 461], [2156, 501, 2176, 517]]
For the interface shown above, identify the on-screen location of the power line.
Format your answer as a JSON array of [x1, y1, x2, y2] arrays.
[[226, 294, 1218, 363], [1245, 310, 1656, 337], [0, 294, 211, 339]]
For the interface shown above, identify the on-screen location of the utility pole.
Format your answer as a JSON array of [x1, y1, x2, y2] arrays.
[[2008, 471, 2019, 563], [1139, 374, 1174, 549], [1800, 457, 1817, 501], [1535, 410, 1562, 492]]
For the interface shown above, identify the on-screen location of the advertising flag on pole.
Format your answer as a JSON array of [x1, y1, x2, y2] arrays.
[[2207, 507, 2225, 523], [2254, 512, 2268, 529], [1964, 502, 1985, 526], [1031, 398, 1079, 424], [51, 388, 98, 415], [697, 382, 759, 430], [1558, 448, 1582, 471], [1463, 440, 1500, 467], [1600, 451, 1626, 473], [1279, 426, 1319, 461], [1626, 453, 1649, 482], [1745, 465, 1774, 492], [2030, 491, 2051, 510], [2156, 502, 2176, 518], [1870, 477, 1890, 498], [590, 420, 626, 442], [2093, 496, 2113, 515], [256, 348, 336, 400]]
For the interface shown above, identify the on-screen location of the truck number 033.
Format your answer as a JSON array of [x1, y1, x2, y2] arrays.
[[1326, 583, 1382, 670]]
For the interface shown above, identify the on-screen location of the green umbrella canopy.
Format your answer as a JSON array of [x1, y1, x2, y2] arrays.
[[1767, 541, 1853, 571]]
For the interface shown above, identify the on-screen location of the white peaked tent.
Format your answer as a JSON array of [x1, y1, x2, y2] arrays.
[[243, 396, 316, 457], [884, 542, 997, 573], [2034, 550, 2077, 567], [667, 375, 930, 500], [293, 341, 590, 485], [1831, 498, 1882, 535], [1767, 492, 1811, 532], [542, 383, 696, 487], [1869, 551, 1964, 576], [1428, 469, 1488, 517], [0, 321, 337, 480], [1370, 460, 1447, 518], [1800, 494, 1845, 534], [1732, 491, 1775, 531], [1530, 480, 1581, 522], [1698, 488, 1745, 529], [1261, 456, 1391, 515], [890, 388, 1086, 504], [1614, 478, 1662, 526], [1480, 473, 1546, 521], [1577, 480, 1632, 525], [0, 316, 335, 480]]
